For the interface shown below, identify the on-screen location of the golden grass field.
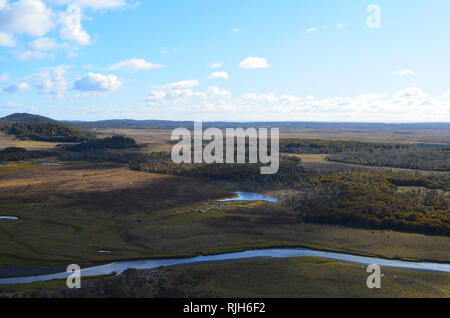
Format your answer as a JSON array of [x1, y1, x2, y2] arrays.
[[93, 127, 450, 146], [0, 133, 63, 151], [280, 128, 450, 144]]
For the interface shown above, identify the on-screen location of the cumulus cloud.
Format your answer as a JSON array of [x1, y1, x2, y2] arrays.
[[0, 0, 54, 37], [59, 4, 91, 46], [141, 85, 450, 122], [74, 73, 122, 92], [0, 32, 15, 47], [145, 89, 206, 104], [394, 70, 415, 76], [305, 27, 317, 33], [232, 27, 240, 32], [336, 23, 345, 30], [208, 71, 229, 80], [0, 0, 130, 59], [443, 91, 450, 97], [143, 80, 230, 105], [1, 82, 30, 94], [239, 56, 269, 69], [108, 58, 164, 71]]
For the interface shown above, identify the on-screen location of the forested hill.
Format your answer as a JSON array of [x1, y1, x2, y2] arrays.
[[0, 113, 92, 142], [1, 113, 58, 124]]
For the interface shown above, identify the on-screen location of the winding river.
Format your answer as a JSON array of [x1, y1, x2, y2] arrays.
[[0, 247, 449, 285]]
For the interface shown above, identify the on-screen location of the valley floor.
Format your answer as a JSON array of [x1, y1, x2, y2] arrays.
[[0, 127, 448, 298]]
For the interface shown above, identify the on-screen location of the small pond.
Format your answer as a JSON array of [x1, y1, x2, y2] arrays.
[[219, 192, 278, 203]]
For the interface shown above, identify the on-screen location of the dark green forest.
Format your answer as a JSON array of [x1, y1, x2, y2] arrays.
[[2, 122, 92, 142], [0, 147, 54, 162], [61, 135, 141, 152], [327, 147, 449, 172]]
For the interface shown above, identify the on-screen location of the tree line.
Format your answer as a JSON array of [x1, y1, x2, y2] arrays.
[[327, 147, 449, 171]]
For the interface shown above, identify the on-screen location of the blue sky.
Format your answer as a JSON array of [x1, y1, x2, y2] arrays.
[[0, 0, 449, 122]]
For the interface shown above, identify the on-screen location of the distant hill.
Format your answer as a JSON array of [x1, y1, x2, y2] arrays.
[[1, 113, 449, 144], [0, 113, 92, 142], [1, 113, 58, 124], [67, 119, 193, 130], [66, 119, 450, 131]]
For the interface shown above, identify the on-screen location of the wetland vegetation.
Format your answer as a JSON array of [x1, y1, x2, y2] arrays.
[[0, 113, 449, 298]]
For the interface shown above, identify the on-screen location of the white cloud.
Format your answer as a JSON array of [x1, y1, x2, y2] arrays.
[[443, 91, 450, 97], [35, 66, 68, 99], [156, 80, 199, 90], [59, 4, 91, 46], [144, 80, 212, 104], [209, 63, 223, 69], [29, 37, 59, 51], [0, 0, 54, 37], [141, 85, 450, 122], [305, 27, 317, 33], [144, 90, 167, 103], [208, 71, 229, 80], [336, 23, 345, 30], [0, 0, 129, 59], [108, 58, 164, 71], [393, 87, 428, 99], [144, 88, 205, 104], [394, 70, 415, 76], [0, 32, 15, 47], [1, 82, 30, 94], [74, 73, 122, 92], [232, 27, 240, 32], [239, 56, 269, 69]]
